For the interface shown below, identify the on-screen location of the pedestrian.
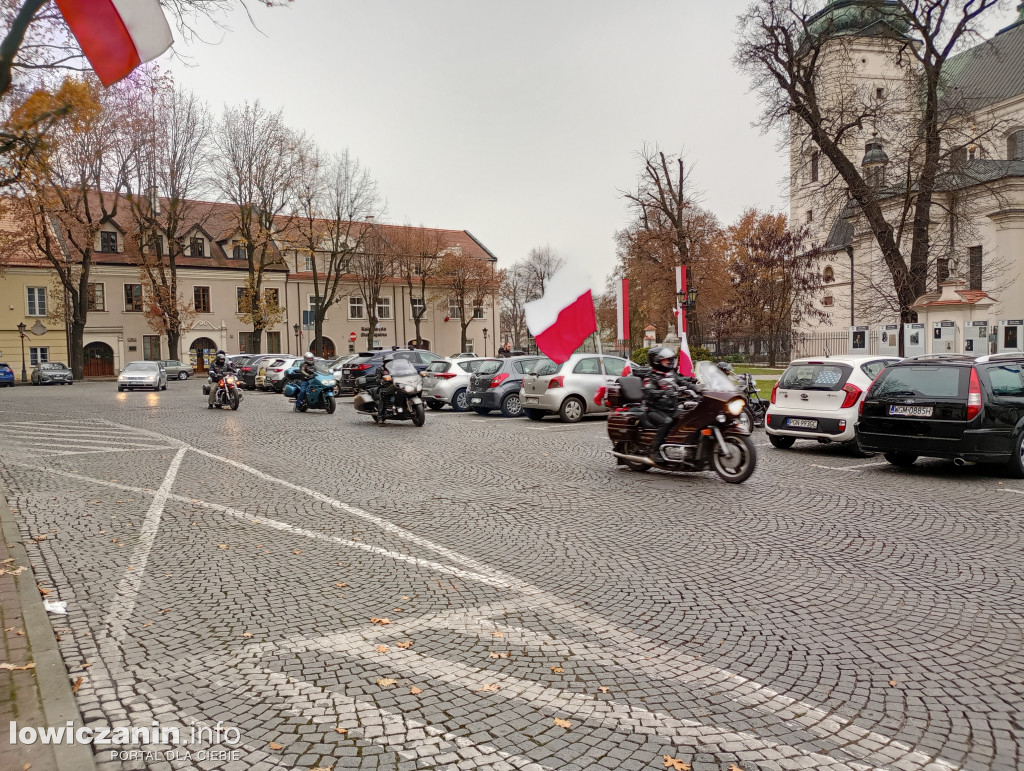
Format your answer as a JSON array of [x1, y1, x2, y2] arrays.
[[497, 342, 512, 358]]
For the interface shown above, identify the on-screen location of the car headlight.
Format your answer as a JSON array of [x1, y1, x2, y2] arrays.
[[725, 397, 746, 416]]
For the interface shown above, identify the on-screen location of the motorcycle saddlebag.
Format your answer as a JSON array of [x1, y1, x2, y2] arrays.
[[282, 382, 299, 398], [353, 392, 375, 413], [202, 384, 210, 396], [617, 376, 645, 405]]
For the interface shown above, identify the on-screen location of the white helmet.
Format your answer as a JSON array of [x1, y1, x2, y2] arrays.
[[303, 351, 314, 363]]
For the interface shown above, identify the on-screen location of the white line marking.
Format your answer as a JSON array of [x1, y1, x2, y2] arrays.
[[103, 447, 187, 644], [1003, 487, 1024, 495], [810, 462, 888, 471]]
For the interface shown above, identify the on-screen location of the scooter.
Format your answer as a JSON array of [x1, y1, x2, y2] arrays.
[[203, 374, 243, 410], [604, 361, 757, 484], [282, 368, 338, 414], [353, 360, 426, 427]]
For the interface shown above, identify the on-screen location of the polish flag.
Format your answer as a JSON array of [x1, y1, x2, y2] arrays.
[[525, 266, 597, 365], [56, 0, 173, 87], [675, 265, 693, 377], [615, 278, 629, 344]]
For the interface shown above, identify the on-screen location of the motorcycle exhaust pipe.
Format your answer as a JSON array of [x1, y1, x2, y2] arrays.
[[609, 450, 655, 466]]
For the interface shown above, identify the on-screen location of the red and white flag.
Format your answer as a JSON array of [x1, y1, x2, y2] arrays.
[[675, 265, 693, 377], [615, 278, 629, 344], [525, 266, 597, 365], [56, 0, 173, 87]]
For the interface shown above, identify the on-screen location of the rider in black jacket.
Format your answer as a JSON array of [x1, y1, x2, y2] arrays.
[[207, 351, 234, 408], [643, 347, 699, 457], [293, 352, 317, 411]]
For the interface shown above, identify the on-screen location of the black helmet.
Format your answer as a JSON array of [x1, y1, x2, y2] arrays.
[[716, 361, 734, 375], [649, 346, 677, 373], [215, 350, 226, 363]]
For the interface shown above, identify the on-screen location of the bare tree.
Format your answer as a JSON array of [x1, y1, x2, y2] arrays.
[[521, 245, 565, 298], [211, 100, 297, 353], [390, 224, 449, 349], [736, 0, 1006, 328], [348, 223, 393, 350], [498, 261, 529, 348], [438, 248, 495, 353]]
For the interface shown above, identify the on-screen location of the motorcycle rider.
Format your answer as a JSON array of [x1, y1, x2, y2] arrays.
[[375, 354, 398, 422], [293, 352, 317, 411], [207, 351, 234, 408], [642, 347, 699, 457]]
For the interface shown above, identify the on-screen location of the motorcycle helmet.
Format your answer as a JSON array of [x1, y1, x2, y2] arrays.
[[716, 361, 735, 376], [214, 351, 226, 365], [648, 346, 677, 374], [303, 352, 315, 364]]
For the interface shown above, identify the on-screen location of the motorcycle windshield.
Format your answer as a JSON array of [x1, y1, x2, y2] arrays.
[[384, 360, 418, 377], [697, 361, 739, 393]]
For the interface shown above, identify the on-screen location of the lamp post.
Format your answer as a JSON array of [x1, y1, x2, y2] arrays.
[[482, 327, 488, 356], [17, 322, 27, 383], [292, 323, 301, 355]]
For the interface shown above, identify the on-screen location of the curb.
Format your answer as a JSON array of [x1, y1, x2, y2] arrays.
[[0, 485, 97, 771]]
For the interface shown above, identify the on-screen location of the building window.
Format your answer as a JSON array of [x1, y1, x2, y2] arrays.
[[876, 87, 885, 100], [235, 287, 246, 313], [822, 295, 834, 307], [193, 286, 211, 313], [473, 302, 484, 319], [266, 332, 281, 353], [304, 254, 314, 271], [805, 210, 813, 224], [410, 297, 426, 319], [969, 246, 983, 291], [148, 234, 164, 256], [376, 297, 392, 320], [190, 237, 206, 257], [87, 283, 105, 311], [1009, 130, 1024, 160], [29, 347, 48, 366], [810, 151, 819, 183], [264, 288, 280, 307], [937, 257, 950, 285], [866, 165, 885, 187], [465, 339, 475, 353], [448, 301, 462, 319], [143, 335, 161, 361], [124, 284, 143, 312], [232, 243, 246, 260], [238, 332, 257, 354], [822, 266, 835, 284], [349, 296, 365, 319], [26, 286, 47, 317], [100, 231, 118, 253]]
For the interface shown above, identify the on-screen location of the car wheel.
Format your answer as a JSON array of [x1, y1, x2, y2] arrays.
[[884, 452, 918, 468], [524, 408, 545, 421], [844, 440, 874, 458], [451, 388, 468, 412], [1007, 432, 1024, 479], [178, 371, 188, 380], [117, 386, 124, 392], [500, 393, 523, 418], [474, 408, 491, 416], [768, 434, 796, 449], [558, 396, 585, 423], [426, 400, 444, 411]]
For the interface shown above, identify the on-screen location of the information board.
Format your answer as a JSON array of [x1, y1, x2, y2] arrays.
[[962, 320, 989, 355], [877, 324, 899, 356], [932, 320, 958, 354], [903, 323, 926, 357], [848, 325, 870, 354], [998, 319, 1024, 353]]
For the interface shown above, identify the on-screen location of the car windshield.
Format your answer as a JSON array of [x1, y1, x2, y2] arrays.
[[460, 359, 486, 372], [871, 366, 966, 398], [779, 363, 851, 391], [515, 358, 544, 374], [475, 360, 503, 376], [348, 355, 373, 367], [41, 363, 67, 370], [124, 362, 158, 372], [384, 359, 418, 377], [531, 359, 560, 376], [697, 361, 739, 392], [426, 362, 451, 373]]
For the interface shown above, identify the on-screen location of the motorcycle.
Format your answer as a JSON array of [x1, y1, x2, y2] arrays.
[[734, 371, 767, 429], [282, 367, 338, 414], [203, 373, 243, 410], [353, 359, 426, 427], [604, 360, 757, 484]]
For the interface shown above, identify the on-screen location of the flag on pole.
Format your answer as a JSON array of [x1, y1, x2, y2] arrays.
[[525, 266, 597, 365], [55, 0, 173, 87], [615, 278, 630, 346], [674, 265, 694, 376]]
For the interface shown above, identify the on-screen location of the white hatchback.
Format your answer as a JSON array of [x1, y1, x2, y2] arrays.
[[766, 355, 901, 450]]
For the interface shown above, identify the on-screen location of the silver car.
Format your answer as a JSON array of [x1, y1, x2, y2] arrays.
[[117, 361, 168, 392], [159, 359, 194, 380], [422, 358, 487, 412], [520, 353, 634, 423], [264, 356, 301, 392]]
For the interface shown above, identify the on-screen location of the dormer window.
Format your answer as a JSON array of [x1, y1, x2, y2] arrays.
[[232, 243, 245, 260], [810, 151, 819, 183], [100, 231, 118, 253], [1008, 129, 1024, 160], [189, 237, 205, 257]]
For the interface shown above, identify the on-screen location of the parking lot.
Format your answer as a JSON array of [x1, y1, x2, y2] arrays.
[[0, 381, 1021, 771]]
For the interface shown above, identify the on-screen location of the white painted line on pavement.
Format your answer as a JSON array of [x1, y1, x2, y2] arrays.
[[1003, 487, 1024, 494], [810, 462, 888, 472], [103, 447, 187, 645]]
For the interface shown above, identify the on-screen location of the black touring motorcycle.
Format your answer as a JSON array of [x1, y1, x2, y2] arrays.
[[353, 358, 426, 427], [604, 361, 757, 483]]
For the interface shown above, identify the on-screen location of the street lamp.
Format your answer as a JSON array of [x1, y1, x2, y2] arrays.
[[482, 327, 488, 355], [17, 322, 26, 383], [676, 286, 698, 313], [292, 323, 301, 354]]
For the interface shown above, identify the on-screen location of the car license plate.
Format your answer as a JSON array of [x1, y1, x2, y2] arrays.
[[890, 405, 933, 417], [524, 397, 539, 404], [471, 397, 482, 404], [787, 418, 818, 429]]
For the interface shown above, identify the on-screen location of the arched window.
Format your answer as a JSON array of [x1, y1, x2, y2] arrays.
[[1009, 130, 1024, 160], [810, 150, 819, 182], [823, 266, 835, 283]]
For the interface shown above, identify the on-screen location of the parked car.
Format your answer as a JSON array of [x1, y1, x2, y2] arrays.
[[451, 352, 478, 359], [31, 362, 74, 385], [159, 359, 194, 380], [520, 354, 635, 423], [0, 362, 13, 387], [465, 356, 544, 417], [338, 348, 447, 394], [235, 354, 277, 390], [422, 358, 488, 411], [263, 356, 301, 392], [117, 361, 167, 391], [766, 355, 900, 452], [857, 353, 1024, 477]]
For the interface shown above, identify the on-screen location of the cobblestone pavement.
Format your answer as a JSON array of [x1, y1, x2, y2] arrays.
[[0, 381, 1021, 771]]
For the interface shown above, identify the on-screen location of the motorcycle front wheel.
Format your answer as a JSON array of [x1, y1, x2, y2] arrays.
[[325, 394, 337, 414], [230, 392, 240, 411], [412, 403, 426, 427], [711, 434, 756, 484]]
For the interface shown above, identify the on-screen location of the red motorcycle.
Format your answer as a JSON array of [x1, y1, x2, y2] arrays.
[[604, 361, 757, 484]]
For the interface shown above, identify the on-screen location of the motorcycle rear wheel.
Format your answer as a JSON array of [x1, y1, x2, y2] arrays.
[[711, 434, 756, 484], [325, 394, 337, 414], [623, 442, 651, 473], [412, 403, 426, 427], [230, 393, 240, 411]]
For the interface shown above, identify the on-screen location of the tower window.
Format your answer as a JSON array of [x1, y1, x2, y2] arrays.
[[810, 151, 819, 182], [876, 87, 885, 100], [823, 266, 835, 283], [1009, 130, 1024, 160]]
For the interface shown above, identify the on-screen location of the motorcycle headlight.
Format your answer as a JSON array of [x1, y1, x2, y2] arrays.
[[725, 397, 746, 416], [323, 379, 336, 386], [402, 384, 417, 393]]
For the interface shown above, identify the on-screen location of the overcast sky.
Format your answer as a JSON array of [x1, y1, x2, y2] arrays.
[[166, 1, 1020, 283]]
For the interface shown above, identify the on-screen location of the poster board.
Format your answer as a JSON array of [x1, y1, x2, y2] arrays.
[[931, 320, 958, 354], [962, 320, 989, 355], [903, 323, 926, 358], [848, 325, 870, 354], [998, 319, 1024, 353], [877, 324, 899, 356]]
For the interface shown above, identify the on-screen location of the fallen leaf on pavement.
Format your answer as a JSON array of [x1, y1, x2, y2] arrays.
[[37, 585, 50, 596], [491, 631, 504, 638], [241, 633, 253, 638], [0, 662, 36, 671], [375, 645, 389, 653], [392, 608, 403, 612], [142, 622, 152, 628], [728, 765, 744, 771], [598, 686, 610, 694], [335, 583, 347, 588], [663, 757, 691, 771], [82, 663, 92, 668], [550, 666, 564, 673], [33, 535, 46, 541], [401, 596, 410, 600], [376, 677, 397, 688], [370, 618, 391, 625], [553, 718, 572, 729], [292, 550, 301, 555], [72, 677, 83, 693], [256, 544, 263, 548], [268, 741, 283, 750], [309, 766, 333, 771], [396, 640, 413, 649], [888, 679, 898, 686], [333, 727, 347, 734], [489, 652, 509, 659], [217, 544, 229, 550], [409, 686, 423, 695], [475, 683, 500, 693]]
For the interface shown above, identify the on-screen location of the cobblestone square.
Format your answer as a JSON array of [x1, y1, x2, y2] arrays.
[[0, 381, 1021, 771]]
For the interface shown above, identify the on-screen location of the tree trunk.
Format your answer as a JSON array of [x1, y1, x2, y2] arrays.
[[250, 328, 263, 354], [313, 314, 325, 357], [0, 0, 48, 99], [460, 320, 470, 352], [69, 320, 85, 379], [412, 313, 423, 347], [167, 330, 181, 362], [366, 314, 378, 349]]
